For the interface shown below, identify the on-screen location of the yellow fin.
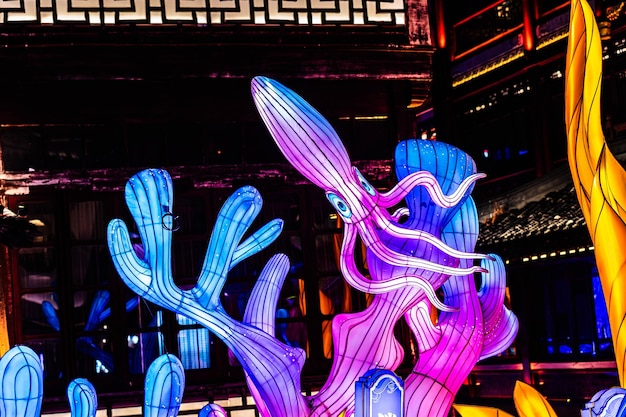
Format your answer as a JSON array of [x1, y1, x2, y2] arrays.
[[453, 403, 515, 417], [513, 381, 558, 417]]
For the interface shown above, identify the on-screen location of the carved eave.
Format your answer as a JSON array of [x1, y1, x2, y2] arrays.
[[0, 0, 434, 83]]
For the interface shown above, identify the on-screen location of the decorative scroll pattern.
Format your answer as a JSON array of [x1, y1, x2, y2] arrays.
[[0, 0, 406, 25], [371, 378, 401, 402]]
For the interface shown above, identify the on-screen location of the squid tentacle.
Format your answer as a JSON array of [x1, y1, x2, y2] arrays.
[[339, 225, 457, 312], [406, 300, 443, 352], [379, 172, 486, 208], [390, 207, 410, 220], [358, 223, 488, 276], [376, 217, 492, 261]]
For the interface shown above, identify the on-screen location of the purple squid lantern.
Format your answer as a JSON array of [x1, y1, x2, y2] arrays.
[[251, 76, 489, 304], [251, 77, 518, 417]]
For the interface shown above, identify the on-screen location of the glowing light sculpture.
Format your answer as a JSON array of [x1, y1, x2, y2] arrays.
[[67, 378, 98, 417], [581, 387, 626, 417], [108, 79, 517, 417], [453, 404, 516, 417], [452, 381, 564, 417], [395, 141, 516, 416], [565, 0, 626, 387], [144, 354, 185, 417], [107, 170, 307, 417], [198, 404, 228, 417], [0, 345, 44, 417], [251, 76, 517, 416], [513, 381, 557, 417], [42, 301, 60, 332]]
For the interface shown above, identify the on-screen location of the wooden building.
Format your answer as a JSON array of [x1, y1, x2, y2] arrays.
[[0, 0, 624, 415]]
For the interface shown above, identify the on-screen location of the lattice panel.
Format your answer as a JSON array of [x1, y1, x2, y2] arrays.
[[0, 0, 406, 25]]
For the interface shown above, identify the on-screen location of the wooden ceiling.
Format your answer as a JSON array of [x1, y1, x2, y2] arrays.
[[0, 23, 434, 124]]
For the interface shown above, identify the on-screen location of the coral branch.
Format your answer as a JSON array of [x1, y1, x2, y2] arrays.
[[243, 253, 290, 335], [404, 200, 484, 417], [108, 169, 308, 417]]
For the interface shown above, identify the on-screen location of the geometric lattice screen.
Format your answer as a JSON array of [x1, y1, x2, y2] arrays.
[[0, 0, 408, 25]]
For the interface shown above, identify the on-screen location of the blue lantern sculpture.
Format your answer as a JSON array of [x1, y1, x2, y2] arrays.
[[144, 354, 185, 417], [581, 387, 626, 417], [67, 378, 98, 417], [0, 345, 44, 417], [198, 404, 227, 417]]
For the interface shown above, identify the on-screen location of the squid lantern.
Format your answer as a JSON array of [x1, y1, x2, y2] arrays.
[[252, 77, 517, 416], [251, 76, 490, 308]]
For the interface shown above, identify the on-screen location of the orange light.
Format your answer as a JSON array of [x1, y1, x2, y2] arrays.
[[435, 0, 446, 49], [522, 0, 535, 51]]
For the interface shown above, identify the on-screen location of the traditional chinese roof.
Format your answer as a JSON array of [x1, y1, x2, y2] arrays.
[[476, 181, 590, 260], [475, 138, 626, 260]]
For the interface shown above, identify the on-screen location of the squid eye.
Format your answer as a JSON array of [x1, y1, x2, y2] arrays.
[[326, 192, 352, 219], [354, 168, 376, 196]]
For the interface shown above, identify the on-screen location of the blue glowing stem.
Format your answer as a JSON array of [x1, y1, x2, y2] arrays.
[[85, 290, 110, 332], [199, 404, 227, 417], [144, 354, 185, 417], [0, 346, 43, 417], [98, 296, 140, 323], [68, 378, 98, 417]]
